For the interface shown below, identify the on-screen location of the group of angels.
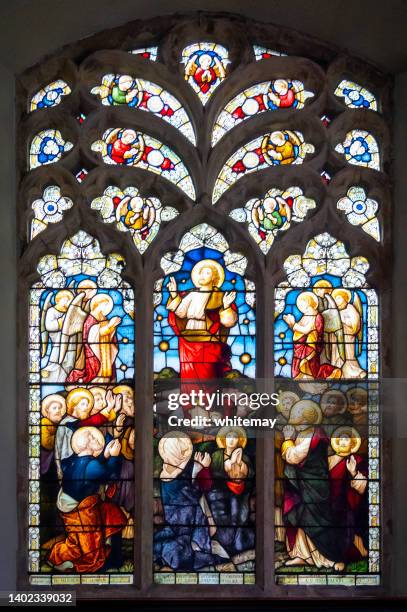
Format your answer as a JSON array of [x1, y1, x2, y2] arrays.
[[41, 280, 122, 384]]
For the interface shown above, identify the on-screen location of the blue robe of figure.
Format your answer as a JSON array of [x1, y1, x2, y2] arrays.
[[61, 445, 121, 502], [154, 458, 222, 571]]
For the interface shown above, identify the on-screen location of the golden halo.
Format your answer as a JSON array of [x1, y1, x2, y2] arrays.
[[191, 259, 225, 288], [41, 393, 66, 415], [331, 426, 361, 456], [289, 399, 322, 426], [216, 425, 247, 449]]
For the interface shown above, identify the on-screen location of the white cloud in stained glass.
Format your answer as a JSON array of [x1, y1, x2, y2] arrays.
[[130, 46, 158, 61], [91, 185, 178, 253], [29, 130, 73, 169], [36, 230, 133, 309], [91, 128, 195, 200], [335, 130, 380, 170], [212, 80, 314, 145], [337, 186, 380, 241], [334, 79, 378, 111], [29, 80, 71, 112], [230, 187, 316, 253], [253, 45, 287, 60], [30, 186, 73, 239], [91, 74, 196, 144], [181, 42, 230, 105], [281, 233, 370, 289], [159, 223, 248, 277], [212, 130, 315, 204]]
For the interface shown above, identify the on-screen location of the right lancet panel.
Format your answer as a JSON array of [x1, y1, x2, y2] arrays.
[[273, 233, 380, 586]]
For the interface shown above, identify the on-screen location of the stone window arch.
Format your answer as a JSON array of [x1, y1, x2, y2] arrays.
[[17, 12, 391, 599]]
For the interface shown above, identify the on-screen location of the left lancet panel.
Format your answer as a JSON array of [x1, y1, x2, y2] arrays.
[[91, 74, 196, 145], [29, 231, 135, 585]]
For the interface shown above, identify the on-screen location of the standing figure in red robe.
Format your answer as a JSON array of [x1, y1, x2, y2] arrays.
[[166, 259, 237, 411], [328, 426, 368, 562], [67, 294, 121, 384], [185, 51, 226, 96]]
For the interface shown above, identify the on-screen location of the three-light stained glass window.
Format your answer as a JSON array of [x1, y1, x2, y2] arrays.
[[20, 15, 388, 593]]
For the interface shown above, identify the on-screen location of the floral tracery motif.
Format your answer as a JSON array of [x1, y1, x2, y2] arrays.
[[337, 186, 380, 241], [91, 186, 178, 253], [30, 186, 73, 239], [335, 130, 380, 170], [230, 187, 316, 253]]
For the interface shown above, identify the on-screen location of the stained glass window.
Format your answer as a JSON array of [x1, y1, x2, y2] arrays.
[[91, 186, 179, 253], [212, 131, 315, 204], [30, 186, 73, 240], [153, 224, 256, 584], [212, 80, 314, 146], [29, 130, 73, 169], [182, 42, 230, 105], [91, 75, 196, 144], [253, 45, 287, 60], [30, 80, 71, 112], [335, 130, 380, 170], [29, 231, 135, 585], [337, 187, 380, 241], [18, 15, 389, 597], [91, 129, 196, 199], [130, 46, 158, 61], [334, 80, 378, 111], [230, 187, 316, 253]]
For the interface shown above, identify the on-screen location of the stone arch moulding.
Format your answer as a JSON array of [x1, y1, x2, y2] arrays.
[[16, 11, 392, 598]]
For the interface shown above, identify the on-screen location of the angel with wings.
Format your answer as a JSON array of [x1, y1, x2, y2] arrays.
[[41, 281, 98, 383], [41, 289, 74, 382], [184, 49, 227, 96], [91, 74, 142, 107], [331, 288, 366, 379]]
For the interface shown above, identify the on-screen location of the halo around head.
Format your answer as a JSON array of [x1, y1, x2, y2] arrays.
[[296, 291, 319, 313], [191, 259, 225, 288], [216, 425, 247, 449], [331, 425, 361, 456], [289, 399, 322, 426], [41, 393, 66, 415]]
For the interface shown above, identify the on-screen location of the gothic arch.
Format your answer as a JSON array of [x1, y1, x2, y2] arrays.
[[17, 11, 391, 599]]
